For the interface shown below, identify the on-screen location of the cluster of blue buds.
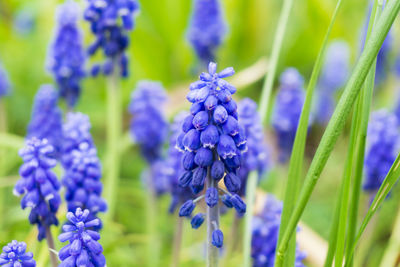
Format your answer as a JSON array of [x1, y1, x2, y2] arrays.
[[0, 241, 36, 266], [84, 0, 140, 77], [237, 98, 270, 196], [364, 110, 400, 191], [47, 0, 86, 108], [27, 85, 63, 154], [165, 112, 197, 212], [252, 196, 306, 267], [177, 62, 247, 248], [316, 41, 350, 124], [59, 208, 106, 267], [129, 81, 168, 163], [14, 138, 61, 241], [272, 68, 306, 163], [61, 112, 107, 223], [187, 0, 227, 64], [0, 62, 11, 97]]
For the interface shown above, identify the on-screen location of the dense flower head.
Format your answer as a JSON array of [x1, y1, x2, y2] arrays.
[[47, 0, 86, 107], [59, 208, 106, 267], [316, 41, 350, 124], [129, 81, 168, 163], [0, 240, 36, 266], [252, 196, 306, 267], [84, 0, 140, 77], [63, 142, 107, 215], [272, 68, 306, 163], [177, 62, 247, 248], [0, 62, 11, 97], [27, 85, 63, 154], [62, 112, 94, 166], [14, 138, 61, 241], [237, 98, 270, 196], [364, 110, 400, 191], [187, 0, 227, 64], [164, 112, 197, 212]]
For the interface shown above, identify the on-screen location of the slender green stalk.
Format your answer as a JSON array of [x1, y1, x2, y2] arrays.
[[45, 226, 58, 267], [276, 1, 344, 266], [243, 0, 294, 266], [146, 173, 160, 267], [259, 0, 294, 124], [275, 2, 400, 265], [0, 100, 6, 231], [207, 168, 220, 267], [346, 152, 400, 264], [379, 206, 400, 267], [171, 216, 183, 267], [104, 67, 122, 221]]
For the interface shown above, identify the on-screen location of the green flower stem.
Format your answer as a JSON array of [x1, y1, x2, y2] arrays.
[[171, 216, 183, 267], [243, 0, 294, 266], [259, 0, 294, 124], [0, 100, 6, 231], [276, 0, 344, 266], [275, 1, 400, 265], [104, 67, 122, 221], [379, 206, 400, 267], [45, 226, 58, 267], [207, 167, 220, 267], [146, 173, 160, 267], [346, 151, 400, 264]]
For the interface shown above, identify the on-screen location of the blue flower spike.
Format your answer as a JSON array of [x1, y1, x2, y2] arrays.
[[59, 208, 106, 267], [0, 241, 36, 266], [14, 138, 61, 241], [0, 62, 11, 97], [177, 62, 247, 249]]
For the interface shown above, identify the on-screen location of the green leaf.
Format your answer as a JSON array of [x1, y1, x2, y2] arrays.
[[0, 133, 25, 150], [274, 1, 400, 265], [275, 0, 344, 266]]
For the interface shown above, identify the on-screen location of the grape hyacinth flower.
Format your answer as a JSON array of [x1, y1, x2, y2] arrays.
[[14, 138, 61, 241], [0, 240, 36, 266], [364, 110, 400, 191], [316, 41, 350, 124], [47, 0, 86, 108], [272, 68, 306, 163], [63, 142, 107, 216], [84, 0, 140, 77], [187, 0, 227, 65], [0, 62, 11, 97], [177, 62, 247, 253], [27, 85, 63, 154], [129, 81, 168, 163], [252, 196, 306, 267], [59, 208, 106, 267], [237, 98, 270, 196], [166, 112, 197, 212]]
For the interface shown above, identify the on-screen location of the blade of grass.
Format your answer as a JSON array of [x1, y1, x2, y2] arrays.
[[0, 132, 24, 150], [243, 0, 294, 266], [379, 206, 400, 267], [346, 152, 400, 264], [274, 2, 400, 265], [276, 0, 344, 266]]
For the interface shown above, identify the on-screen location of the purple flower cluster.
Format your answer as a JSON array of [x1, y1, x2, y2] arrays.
[[84, 0, 140, 77], [252, 196, 306, 267], [62, 112, 107, 222], [176, 62, 247, 247], [27, 85, 63, 154], [0, 241, 36, 266], [0, 62, 11, 97], [47, 0, 86, 108], [364, 110, 400, 191], [316, 41, 350, 124], [59, 208, 106, 267], [237, 98, 270, 196], [187, 0, 227, 64], [272, 68, 306, 163], [14, 138, 61, 241], [129, 81, 168, 163]]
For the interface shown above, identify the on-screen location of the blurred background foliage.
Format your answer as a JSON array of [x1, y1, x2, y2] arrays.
[[0, 0, 399, 266]]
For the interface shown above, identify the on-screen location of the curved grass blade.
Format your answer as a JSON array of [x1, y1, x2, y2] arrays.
[[0, 132, 25, 150], [275, 0, 345, 266], [274, 1, 400, 265]]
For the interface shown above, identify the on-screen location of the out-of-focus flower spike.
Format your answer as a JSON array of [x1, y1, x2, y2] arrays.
[[0, 62, 11, 97]]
